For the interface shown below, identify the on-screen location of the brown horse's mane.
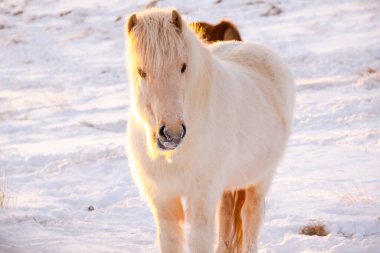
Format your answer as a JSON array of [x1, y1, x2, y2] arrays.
[[190, 20, 242, 43]]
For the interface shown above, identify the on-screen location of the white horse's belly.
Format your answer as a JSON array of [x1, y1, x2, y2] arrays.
[[224, 157, 278, 191], [224, 119, 288, 191]]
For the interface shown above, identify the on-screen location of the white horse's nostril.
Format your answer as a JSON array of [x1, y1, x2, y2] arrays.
[[181, 124, 186, 138], [159, 125, 167, 139]]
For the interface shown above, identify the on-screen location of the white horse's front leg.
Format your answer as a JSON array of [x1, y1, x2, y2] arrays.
[[151, 196, 185, 253], [188, 187, 222, 253]]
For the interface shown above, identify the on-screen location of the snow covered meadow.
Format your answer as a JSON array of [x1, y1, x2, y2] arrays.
[[0, 0, 379, 252]]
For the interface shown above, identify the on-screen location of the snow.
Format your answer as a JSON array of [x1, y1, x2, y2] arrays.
[[0, 0, 379, 252]]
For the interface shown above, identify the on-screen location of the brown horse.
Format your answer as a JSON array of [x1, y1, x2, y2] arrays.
[[191, 20, 242, 43]]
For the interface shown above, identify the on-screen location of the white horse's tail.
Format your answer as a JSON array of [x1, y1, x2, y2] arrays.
[[231, 189, 246, 253]]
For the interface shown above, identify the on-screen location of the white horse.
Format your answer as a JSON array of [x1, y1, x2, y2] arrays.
[[125, 8, 294, 253]]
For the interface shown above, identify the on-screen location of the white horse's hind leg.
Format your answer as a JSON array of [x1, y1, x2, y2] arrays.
[[242, 185, 265, 253], [152, 196, 185, 253], [216, 191, 234, 253]]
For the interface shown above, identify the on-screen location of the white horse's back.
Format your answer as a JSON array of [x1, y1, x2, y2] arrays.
[[204, 41, 294, 190]]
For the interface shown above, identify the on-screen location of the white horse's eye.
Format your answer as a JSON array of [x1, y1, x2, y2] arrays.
[[137, 68, 146, 78], [181, 63, 187, 73]]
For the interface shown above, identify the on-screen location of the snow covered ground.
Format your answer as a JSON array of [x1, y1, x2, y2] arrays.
[[0, 0, 379, 252]]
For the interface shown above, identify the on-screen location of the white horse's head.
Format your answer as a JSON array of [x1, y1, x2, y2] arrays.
[[126, 9, 189, 152]]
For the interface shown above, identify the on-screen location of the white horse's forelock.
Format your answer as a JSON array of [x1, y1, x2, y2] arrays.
[[127, 9, 187, 76]]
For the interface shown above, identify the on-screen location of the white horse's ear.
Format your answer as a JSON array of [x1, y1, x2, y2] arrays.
[[171, 10, 182, 33], [127, 14, 138, 33]]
